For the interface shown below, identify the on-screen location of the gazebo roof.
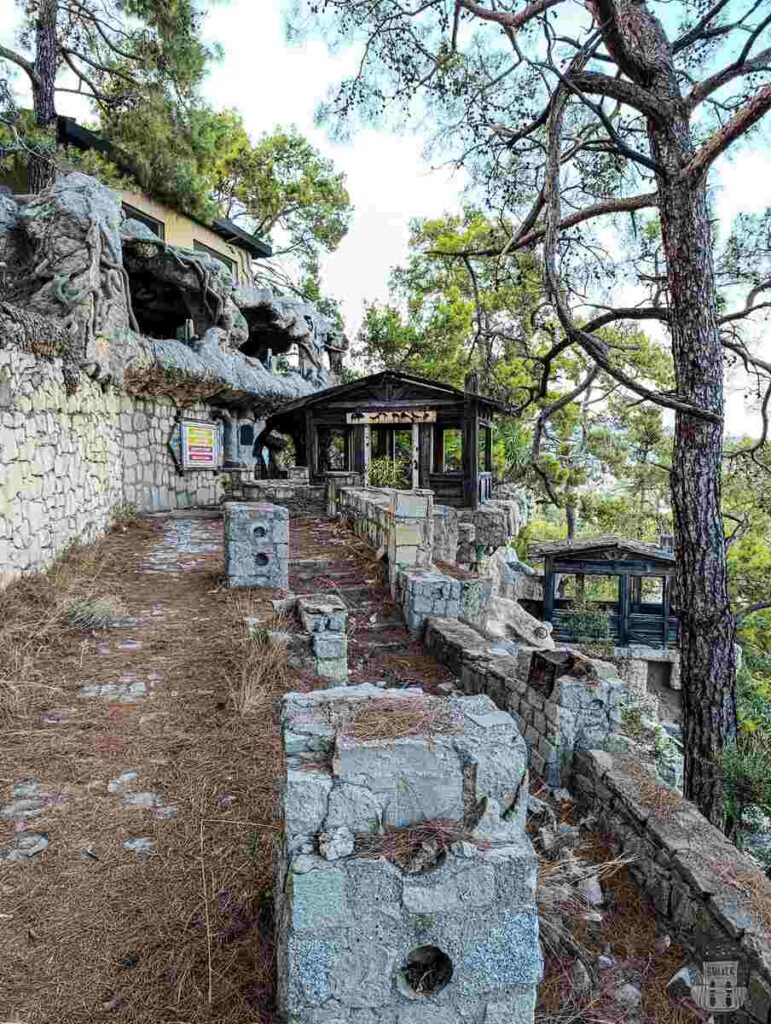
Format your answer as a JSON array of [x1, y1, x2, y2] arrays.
[[532, 535, 676, 566], [263, 369, 512, 423]]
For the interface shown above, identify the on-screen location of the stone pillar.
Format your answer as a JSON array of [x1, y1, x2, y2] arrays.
[[387, 489, 434, 593], [275, 685, 541, 1024], [298, 594, 348, 683], [324, 470, 364, 516], [223, 501, 289, 589]]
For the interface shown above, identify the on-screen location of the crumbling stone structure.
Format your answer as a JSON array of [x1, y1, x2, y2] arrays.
[[574, 748, 771, 1023], [276, 684, 542, 1023], [298, 594, 349, 683], [425, 617, 626, 786], [224, 501, 288, 589]]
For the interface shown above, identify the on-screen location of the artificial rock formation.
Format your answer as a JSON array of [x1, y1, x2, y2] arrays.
[[0, 172, 342, 404]]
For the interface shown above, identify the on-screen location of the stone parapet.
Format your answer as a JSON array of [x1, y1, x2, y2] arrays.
[[276, 684, 540, 1023], [242, 479, 326, 518], [573, 748, 771, 1023], [424, 617, 626, 786]]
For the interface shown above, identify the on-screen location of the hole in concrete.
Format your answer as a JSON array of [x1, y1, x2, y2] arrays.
[[255, 553, 270, 567], [402, 945, 453, 997], [252, 525, 267, 538]]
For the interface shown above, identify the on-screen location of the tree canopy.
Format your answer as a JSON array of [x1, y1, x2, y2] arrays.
[[296, 0, 771, 823]]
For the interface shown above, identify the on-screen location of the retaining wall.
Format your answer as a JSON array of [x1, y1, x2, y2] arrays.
[[573, 748, 771, 1023], [0, 349, 220, 585], [242, 478, 326, 517], [424, 617, 626, 786]]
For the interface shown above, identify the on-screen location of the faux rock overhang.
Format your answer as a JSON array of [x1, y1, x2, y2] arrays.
[[0, 172, 343, 408]]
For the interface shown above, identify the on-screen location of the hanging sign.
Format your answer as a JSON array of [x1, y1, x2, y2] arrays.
[[180, 420, 222, 470], [346, 409, 436, 425]]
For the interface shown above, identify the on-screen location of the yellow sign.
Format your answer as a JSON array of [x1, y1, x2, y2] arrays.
[[346, 410, 436, 425]]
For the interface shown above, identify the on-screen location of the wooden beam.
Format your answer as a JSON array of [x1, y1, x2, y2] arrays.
[[618, 574, 630, 647], [543, 556, 556, 623]]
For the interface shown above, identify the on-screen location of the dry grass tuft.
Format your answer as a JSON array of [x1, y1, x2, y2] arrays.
[[355, 819, 482, 873], [67, 594, 131, 629], [343, 695, 461, 742], [713, 857, 771, 935], [628, 762, 684, 820]]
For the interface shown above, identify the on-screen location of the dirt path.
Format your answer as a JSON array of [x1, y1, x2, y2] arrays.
[[0, 511, 286, 1024], [0, 510, 690, 1024], [0, 511, 453, 1024]]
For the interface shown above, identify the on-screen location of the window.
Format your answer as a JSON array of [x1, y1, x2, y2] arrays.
[[239, 424, 255, 447], [442, 428, 463, 473], [122, 203, 165, 239], [193, 240, 236, 281]]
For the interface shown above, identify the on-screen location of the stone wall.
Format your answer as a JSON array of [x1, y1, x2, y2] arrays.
[[276, 684, 541, 1024], [0, 348, 220, 585], [572, 748, 771, 1023], [241, 478, 326, 517], [424, 617, 626, 786]]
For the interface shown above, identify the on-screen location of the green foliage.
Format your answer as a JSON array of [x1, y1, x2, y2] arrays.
[[560, 599, 612, 644], [723, 746, 771, 822], [368, 455, 411, 489]]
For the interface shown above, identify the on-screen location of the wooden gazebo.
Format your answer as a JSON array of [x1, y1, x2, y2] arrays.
[[258, 370, 508, 509], [533, 536, 679, 649]]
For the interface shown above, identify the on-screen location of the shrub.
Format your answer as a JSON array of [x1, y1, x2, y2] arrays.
[[560, 599, 612, 643], [368, 455, 411, 490]]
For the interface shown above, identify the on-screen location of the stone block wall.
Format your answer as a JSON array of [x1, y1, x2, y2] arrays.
[[424, 617, 626, 786], [276, 684, 541, 1024], [242, 478, 326, 517], [298, 593, 348, 682], [0, 348, 221, 586], [119, 396, 220, 513], [573, 748, 771, 1023], [336, 487, 435, 592]]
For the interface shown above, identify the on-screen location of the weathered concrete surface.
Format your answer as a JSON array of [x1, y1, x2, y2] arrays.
[[276, 686, 539, 1023], [224, 501, 288, 589], [298, 594, 349, 683], [424, 617, 626, 786]]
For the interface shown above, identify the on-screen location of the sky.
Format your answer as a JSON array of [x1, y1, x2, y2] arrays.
[[1, 0, 770, 433]]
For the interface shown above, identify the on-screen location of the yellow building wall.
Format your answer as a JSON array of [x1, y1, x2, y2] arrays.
[[121, 189, 253, 284]]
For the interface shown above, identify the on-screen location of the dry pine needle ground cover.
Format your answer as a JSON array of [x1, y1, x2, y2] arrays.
[[0, 515, 298, 1023]]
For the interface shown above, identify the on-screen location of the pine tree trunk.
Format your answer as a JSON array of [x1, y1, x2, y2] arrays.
[[29, 0, 58, 192], [649, 115, 737, 827]]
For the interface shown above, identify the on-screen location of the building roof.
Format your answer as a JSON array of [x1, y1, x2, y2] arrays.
[[263, 369, 514, 421], [56, 117, 272, 259], [532, 535, 676, 565]]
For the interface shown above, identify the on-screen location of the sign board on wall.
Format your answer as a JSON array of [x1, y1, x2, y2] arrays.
[[182, 421, 222, 469], [168, 420, 223, 472], [346, 410, 436, 426]]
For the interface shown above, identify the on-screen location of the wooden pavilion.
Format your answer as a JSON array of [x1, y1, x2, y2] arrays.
[[258, 370, 509, 509], [532, 536, 679, 649]]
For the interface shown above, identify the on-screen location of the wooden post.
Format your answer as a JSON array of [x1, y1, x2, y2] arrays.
[[463, 402, 479, 509], [411, 423, 420, 490], [543, 556, 556, 623], [304, 409, 315, 480], [619, 573, 630, 647], [418, 424, 432, 488], [363, 424, 371, 485]]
